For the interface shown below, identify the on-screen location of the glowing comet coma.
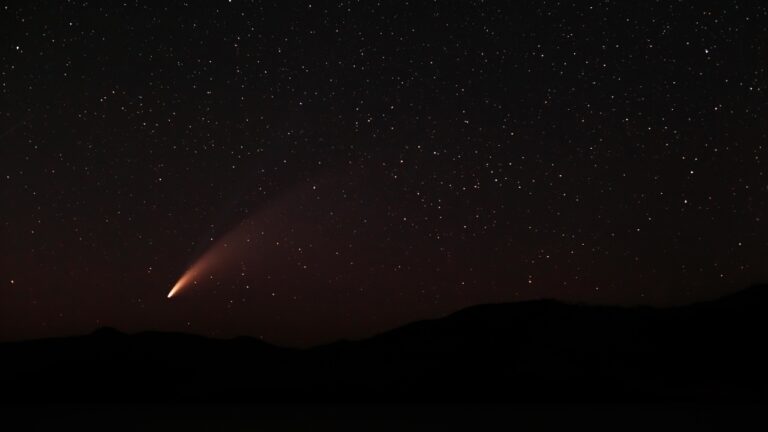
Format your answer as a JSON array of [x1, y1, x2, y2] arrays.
[[167, 273, 191, 298], [167, 264, 200, 298], [165, 212, 270, 299], [165, 181, 352, 299], [167, 249, 218, 299], [166, 240, 224, 299]]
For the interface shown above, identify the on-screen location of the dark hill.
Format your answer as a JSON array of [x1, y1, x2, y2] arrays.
[[1, 285, 767, 402]]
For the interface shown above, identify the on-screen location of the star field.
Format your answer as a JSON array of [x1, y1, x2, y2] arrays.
[[1, 0, 767, 346]]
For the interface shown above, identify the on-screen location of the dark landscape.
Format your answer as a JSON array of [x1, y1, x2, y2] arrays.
[[3, 284, 766, 403]]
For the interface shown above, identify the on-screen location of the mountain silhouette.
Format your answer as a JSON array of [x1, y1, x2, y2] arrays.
[[1, 284, 766, 403]]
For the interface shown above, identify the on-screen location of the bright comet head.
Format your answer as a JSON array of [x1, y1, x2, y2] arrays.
[[167, 282, 181, 298], [167, 272, 193, 299]]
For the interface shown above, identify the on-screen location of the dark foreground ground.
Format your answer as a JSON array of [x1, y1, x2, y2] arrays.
[[2, 285, 767, 405]]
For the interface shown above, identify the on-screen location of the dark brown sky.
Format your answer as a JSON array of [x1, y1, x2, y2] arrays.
[[1, 0, 767, 346]]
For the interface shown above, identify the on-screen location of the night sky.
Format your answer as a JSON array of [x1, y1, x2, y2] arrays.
[[1, 1, 766, 347]]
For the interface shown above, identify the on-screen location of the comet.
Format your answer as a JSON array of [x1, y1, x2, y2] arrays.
[[167, 282, 181, 298], [166, 230, 239, 299], [166, 232, 237, 298], [167, 258, 206, 298], [166, 210, 268, 299], [165, 182, 320, 299], [167, 271, 193, 298]]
